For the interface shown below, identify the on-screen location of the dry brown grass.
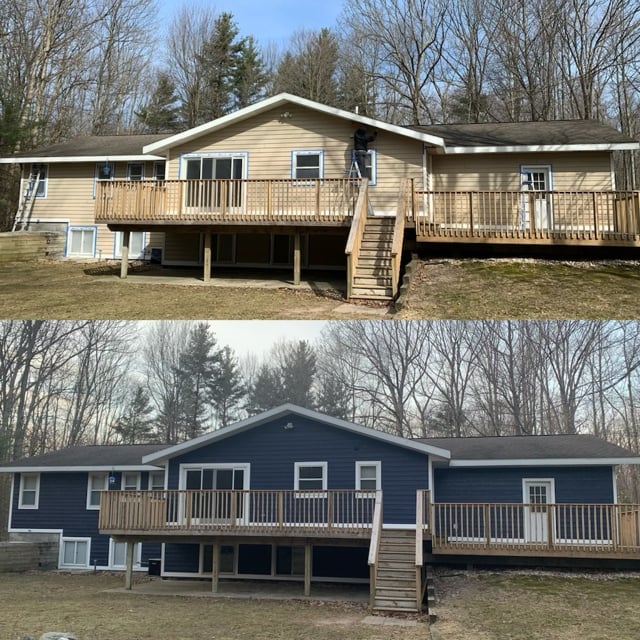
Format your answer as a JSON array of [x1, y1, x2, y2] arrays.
[[432, 569, 640, 640], [0, 572, 427, 640]]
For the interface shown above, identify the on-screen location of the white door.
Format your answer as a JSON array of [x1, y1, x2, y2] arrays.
[[521, 166, 552, 230], [184, 155, 246, 211], [523, 480, 555, 543], [115, 231, 145, 259]]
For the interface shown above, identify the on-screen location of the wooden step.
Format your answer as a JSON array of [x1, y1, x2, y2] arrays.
[[374, 600, 418, 612], [350, 288, 393, 300]]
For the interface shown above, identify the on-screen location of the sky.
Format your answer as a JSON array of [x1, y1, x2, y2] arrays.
[[209, 320, 327, 357], [160, 0, 345, 47]]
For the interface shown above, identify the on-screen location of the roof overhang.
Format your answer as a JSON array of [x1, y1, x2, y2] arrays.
[[143, 404, 452, 464], [143, 93, 447, 154], [435, 143, 640, 155], [449, 457, 640, 467], [0, 464, 163, 473], [0, 155, 165, 165]]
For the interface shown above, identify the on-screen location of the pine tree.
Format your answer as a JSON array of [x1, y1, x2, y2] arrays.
[[112, 385, 156, 444], [175, 323, 221, 439], [209, 345, 245, 428], [315, 373, 352, 420], [280, 340, 317, 408], [232, 36, 267, 110], [135, 73, 181, 133], [246, 363, 286, 415]]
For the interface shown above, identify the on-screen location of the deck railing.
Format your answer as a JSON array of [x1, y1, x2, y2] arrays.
[[99, 489, 377, 537], [414, 190, 640, 243], [345, 179, 369, 298], [95, 178, 361, 224], [427, 501, 640, 556]]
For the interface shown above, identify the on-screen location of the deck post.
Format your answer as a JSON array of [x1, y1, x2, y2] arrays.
[[304, 542, 312, 596], [203, 232, 212, 282], [293, 232, 301, 286], [212, 542, 220, 593], [125, 540, 134, 590], [120, 230, 130, 279]]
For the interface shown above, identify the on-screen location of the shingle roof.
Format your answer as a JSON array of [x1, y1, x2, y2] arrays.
[[416, 434, 637, 461], [411, 120, 638, 147], [0, 444, 167, 469], [11, 134, 169, 159]]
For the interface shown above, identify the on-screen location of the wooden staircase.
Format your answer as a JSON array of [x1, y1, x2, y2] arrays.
[[350, 217, 395, 300], [372, 529, 420, 613]]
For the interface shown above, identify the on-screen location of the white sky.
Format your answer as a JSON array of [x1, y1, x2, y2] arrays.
[[159, 0, 345, 47], [210, 321, 328, 357]]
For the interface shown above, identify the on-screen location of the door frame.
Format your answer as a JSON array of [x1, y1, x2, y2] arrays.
[[520, 164, 553, 230], [522, 478, 555, 543]]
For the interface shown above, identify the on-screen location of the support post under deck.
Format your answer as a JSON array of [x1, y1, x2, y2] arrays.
[[304, 542, 312, 596], [293, 232, 301, 286], [203, 232, 212, 282], [120, 231, 130, 279], [125, 541, 134, 590], [211, 542, 220, 593]]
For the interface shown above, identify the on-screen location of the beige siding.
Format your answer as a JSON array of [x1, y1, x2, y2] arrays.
[[163, 231, 201, 264], [431, 152, 613, 191], [24, 161, 165, 258], [168, 104, 425, 214]]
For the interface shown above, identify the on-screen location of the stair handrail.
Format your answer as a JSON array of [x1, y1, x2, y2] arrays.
[[345, 178, 369, 300], [390, 178, 409, 297], [367, 489, 383, 607]]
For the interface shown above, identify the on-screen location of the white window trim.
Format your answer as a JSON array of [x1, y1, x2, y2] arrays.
[[87, 472, 108, 510], [355, 461, 381, 495], [352, 149, 377, 186], [291, 150, 324, 183], [522, 478, 556, 505], [94, 162, 115, 198], [121, 472, 141, 491], [66, 226, 97, 258], [179, 152, 249, 180], [520, 164, 553, 191], [59, 537, 92, 569], [113, 230, 146, 259], [109, 539, 142, 569], [148, 471, 166, 491], [28, 163, 48, 198], [18, 473, 40, 509], [153, 161, 167, 180], [294, 461, 328, 496], [178, 463, 251, 491]]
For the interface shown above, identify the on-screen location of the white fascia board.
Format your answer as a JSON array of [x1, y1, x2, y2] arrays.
[[142, 403, 451, 464], [439, 142, 640, 155], [0, 155, 165, 165], [449, 457, 640, 467], [0, 465, 163, 473], [143, 93, 446, 154]]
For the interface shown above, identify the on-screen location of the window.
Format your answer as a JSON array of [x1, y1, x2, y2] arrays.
[[28, 164, 48, 198], [87, 473, 108, 509], [148, 471, 165, 490], [292, 150, 323, 182], [114, 231, 145, 259], [153, 162, 166, 181], [356, 461, 381, 492], [357, 150, 377, 185], [183, 154, 246, 208], [121, 472, 140, 490], [294, 462, 327, 492], [94, 162, 115, 197], [60, 538, 90, 568], [110, 540, 141, 568], [18, 473, 40, 509], [127, 163, 144, 181], [67, 227, 96, 257]]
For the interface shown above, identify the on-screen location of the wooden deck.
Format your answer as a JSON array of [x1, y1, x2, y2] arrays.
[[417, 493, 640, 560], [414, 190, 640, 246], [99, 489, 379, 540], [95, 178, 360, 227]]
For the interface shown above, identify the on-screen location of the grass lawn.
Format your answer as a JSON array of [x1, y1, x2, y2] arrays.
[[402, 259, 640, 319], [432, 570, 640, 640], [3, 258, 640, 319], [0, 573, 426, 640]]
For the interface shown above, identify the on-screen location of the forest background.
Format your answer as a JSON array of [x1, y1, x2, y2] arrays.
[[2, 0, 640, 227]]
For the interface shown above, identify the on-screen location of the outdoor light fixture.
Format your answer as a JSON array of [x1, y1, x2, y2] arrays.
[[283, 422, 294, 430]]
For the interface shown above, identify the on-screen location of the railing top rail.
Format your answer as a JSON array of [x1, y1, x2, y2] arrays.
[[414, 189, 640, 195]]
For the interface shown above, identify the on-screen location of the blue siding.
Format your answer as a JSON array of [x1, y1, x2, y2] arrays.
[[433, 466, 614, 503], [167, 415, 430, 524], [11, 471, 160, 567]]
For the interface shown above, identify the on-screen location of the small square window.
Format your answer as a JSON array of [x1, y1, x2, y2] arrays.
[[292, 151, 323, 182], [19, 473, 40, 509], [149, 471, 165, 490], [153, 162, 166, 180], [356, 461, 381, 492], [61, 538, 90, 568], [294, 462, 327, 492], [127, 163, 144, 181], [121, 472, 140, 491], [68, 227, 96, 257]]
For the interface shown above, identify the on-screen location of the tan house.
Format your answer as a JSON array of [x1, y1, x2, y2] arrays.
[[3, 94, 640, 300]]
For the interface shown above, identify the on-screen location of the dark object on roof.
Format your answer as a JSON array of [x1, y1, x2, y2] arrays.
[[12, 134, 169, 159], [416, 434, 637, 460], [1, 444, 168, 468], [411, 120, 638, 147]]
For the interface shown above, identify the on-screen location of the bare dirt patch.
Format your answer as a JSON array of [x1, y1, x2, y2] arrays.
[[431, 569, 640, 640], [401, 258, 640, 319], [0, 572, 428, 640]]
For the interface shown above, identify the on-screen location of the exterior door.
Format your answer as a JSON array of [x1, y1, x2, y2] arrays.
[[184, 155, 245, 210], [523, 479, 554, 543], [521, 166, 552, 230], [184, 466, 248, 524]]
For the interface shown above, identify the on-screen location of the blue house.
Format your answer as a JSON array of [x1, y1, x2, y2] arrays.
[[2, 404, 639, 612]]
